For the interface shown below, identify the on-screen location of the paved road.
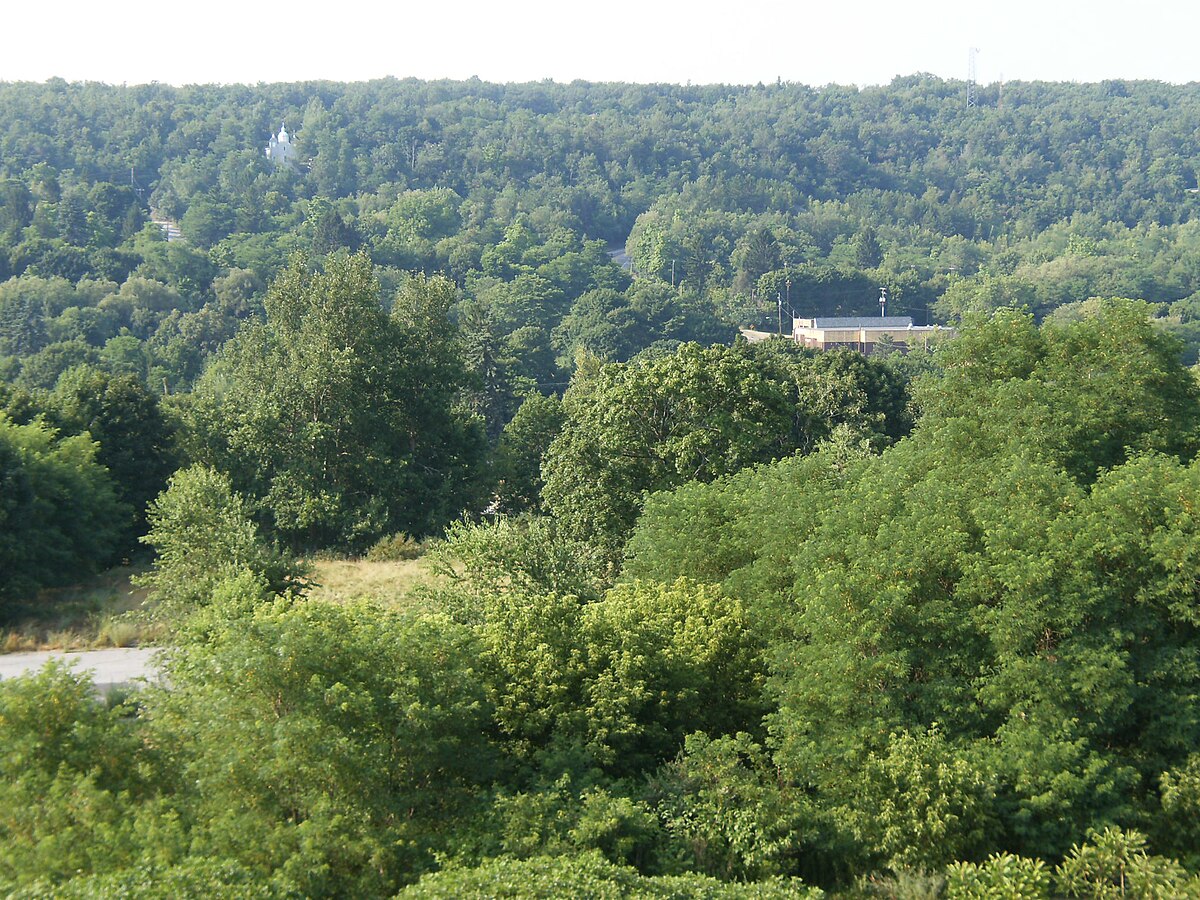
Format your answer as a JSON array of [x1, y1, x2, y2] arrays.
[[607, 247, 632, 270], [0, 647, 161, 692]]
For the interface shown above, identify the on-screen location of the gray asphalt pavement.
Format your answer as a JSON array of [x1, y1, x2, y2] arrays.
[[0, 647, 161, 692]]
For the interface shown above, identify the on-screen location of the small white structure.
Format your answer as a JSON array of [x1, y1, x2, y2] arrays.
[[265, 123, 296, 167]]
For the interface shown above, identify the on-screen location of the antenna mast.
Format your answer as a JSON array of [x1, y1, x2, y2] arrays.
[[967, 47, 979, 108]]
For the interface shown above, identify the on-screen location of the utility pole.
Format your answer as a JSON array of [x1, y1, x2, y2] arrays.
[[777, 292, 783, 336]]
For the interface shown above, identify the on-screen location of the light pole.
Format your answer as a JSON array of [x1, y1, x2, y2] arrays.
[[777, 292, 783, 336]]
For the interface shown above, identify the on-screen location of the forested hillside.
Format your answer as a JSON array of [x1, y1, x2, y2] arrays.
[[5, 76, 1200, 897], [4, 77, 1200, 394]]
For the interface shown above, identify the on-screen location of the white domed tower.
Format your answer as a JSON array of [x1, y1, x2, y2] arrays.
[[265, 122, 296, 167]]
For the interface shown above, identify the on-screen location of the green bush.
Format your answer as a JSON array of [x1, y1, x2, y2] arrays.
[[0, 663, 173, 892], [8, 859, 280, 899], [851, 868, 945, 900], [1055, 827, 1200, 899], [475, 578, 768, 778], [945, 853, 1051, 899], [836, 728, 996, 872], [649, 732, 811, 881], [428, 516, 610, 624], [491, 775, 659, 867], [395, 850, 824, 898], [365, 531, 424, 561], [154, 598, 498, 896], [1159, 755, 1200, 870], [137, 465, 305, 623]]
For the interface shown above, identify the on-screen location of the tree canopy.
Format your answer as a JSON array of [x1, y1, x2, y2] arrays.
[[543, 340, 911, 555], [187, 253, 486, 551], [7, 74, 1200, 898]]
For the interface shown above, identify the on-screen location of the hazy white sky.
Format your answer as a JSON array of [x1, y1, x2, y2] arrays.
[[5, 1, 1197, 87]]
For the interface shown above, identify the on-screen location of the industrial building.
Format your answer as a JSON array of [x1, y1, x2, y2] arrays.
[[791, 316, 949, 353]]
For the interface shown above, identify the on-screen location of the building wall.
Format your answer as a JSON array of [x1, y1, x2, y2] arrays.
[[795, 327, 944, 354]]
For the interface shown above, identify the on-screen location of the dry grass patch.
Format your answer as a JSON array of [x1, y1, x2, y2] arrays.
[[2, 556, 445, 653], [0, 565, 164, 652], [306, 556, 440, 609]]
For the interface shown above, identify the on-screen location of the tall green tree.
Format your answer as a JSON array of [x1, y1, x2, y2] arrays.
[[48, 364, 176, 544], [493, 392, 566, 514], [189, 253, 485, 551], [0, 417, 123, 607], [764, 304, 1200, 863], [916, 301, 1200, 482], [851, 226, 883, 269], [542, 341, 909, 555]]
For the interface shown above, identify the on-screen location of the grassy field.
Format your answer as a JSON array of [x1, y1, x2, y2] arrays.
[[305, 555, 440, 608], [0, 566, 164, 653], [0, 554, 441, 654]]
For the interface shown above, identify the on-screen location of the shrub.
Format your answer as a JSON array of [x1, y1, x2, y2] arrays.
[[837, 728, 996, 872], [137, 465, 305, 622], [155, 599, 498, 895], [945, 853, 1051, 899], [475, 578, 769, 778], [650, 732, 812, 881], [491, 775, 659, 867], [1159, 755, 1200, 870], [8, 859, 280, 899], [852, 869, 946, 900], [365, 532, 424, 561], [1055, 828, 1200, 899], [395, 850, 824, 898]]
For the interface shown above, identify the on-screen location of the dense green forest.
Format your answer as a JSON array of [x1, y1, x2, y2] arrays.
[[5, 76, 1200, 395], [5, 75, 1200, 896]]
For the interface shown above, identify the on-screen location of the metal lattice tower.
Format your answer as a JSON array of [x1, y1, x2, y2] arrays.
[[967, 48, 979, 108]]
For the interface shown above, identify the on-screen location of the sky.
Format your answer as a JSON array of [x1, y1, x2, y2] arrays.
[[4, 1, 1197, 88]]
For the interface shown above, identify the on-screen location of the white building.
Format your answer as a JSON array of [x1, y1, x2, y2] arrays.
[[265, 123, 296, 167], [792, 316, 948, 353]]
